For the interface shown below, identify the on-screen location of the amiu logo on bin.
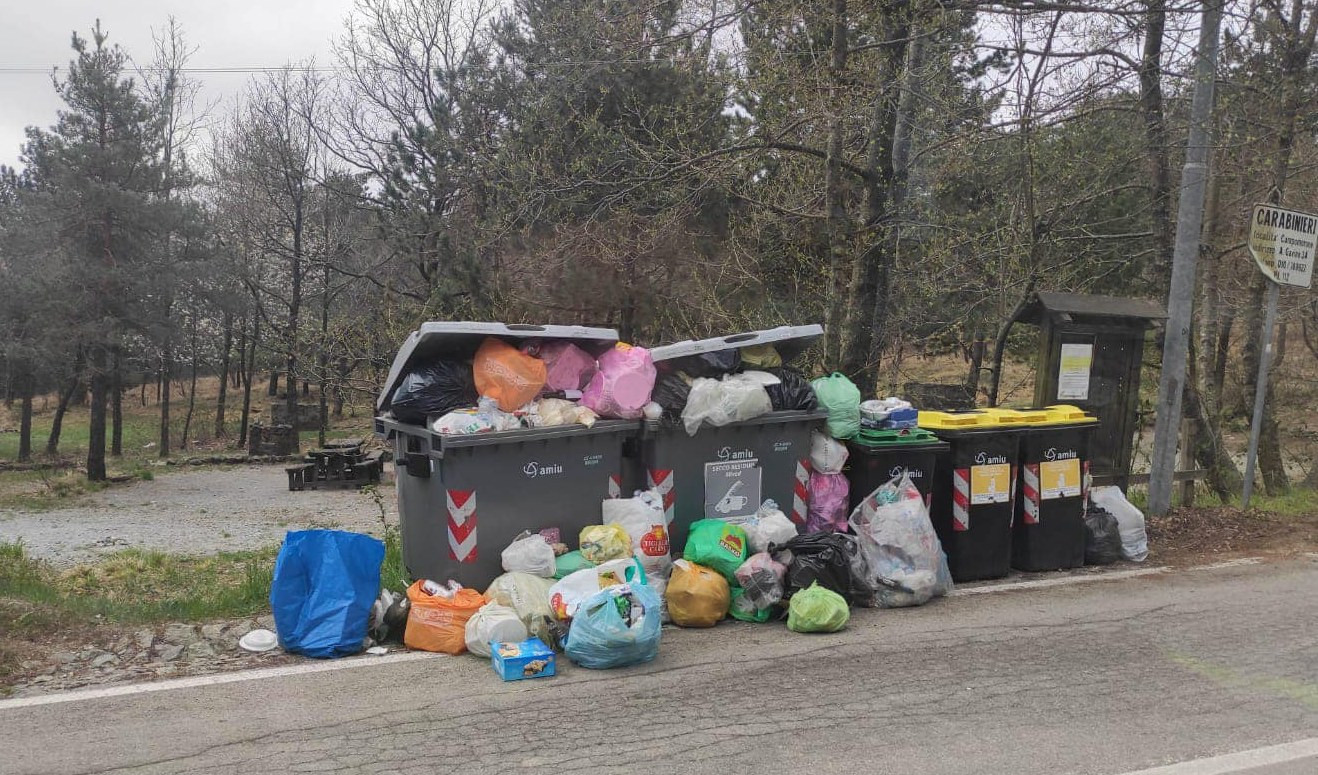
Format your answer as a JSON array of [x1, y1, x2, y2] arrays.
[[1044, 447, 1078, 462], [974, 451, 1008, 465], [716, 446, 756, 461], [889, 465, 924, 479], [522, 461, 564, 478]]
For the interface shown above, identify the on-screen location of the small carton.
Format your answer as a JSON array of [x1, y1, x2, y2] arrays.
[[491, 638, 556, 681]]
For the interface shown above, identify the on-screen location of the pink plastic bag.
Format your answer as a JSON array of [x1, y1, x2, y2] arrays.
[[806, 472, 850, 533], [539, 341, 598, 392], [581, 344, 657, 419]]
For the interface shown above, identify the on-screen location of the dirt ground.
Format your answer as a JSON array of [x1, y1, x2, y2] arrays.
[[0, 464, 398, 566]]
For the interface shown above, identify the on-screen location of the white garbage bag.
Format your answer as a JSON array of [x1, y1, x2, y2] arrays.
[[682, 374, 773, 436], [848, 472, 952, 608], [810, 430, 849, 475], [603, 490, 672, 576], [1089, 486, 1149, 562], [548, 558, 648, 620], [464, 602, 529, 657], [501, 531, 557, 577], [743, 500, 800, 554]]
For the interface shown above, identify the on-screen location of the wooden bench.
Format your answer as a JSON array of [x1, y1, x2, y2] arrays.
[[286, 463, 316, 491]]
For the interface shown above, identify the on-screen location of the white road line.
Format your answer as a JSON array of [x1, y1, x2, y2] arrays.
[[1113, 737, 1318, 775], [950, 567, 1169, 596], [1191, 557, 1263, 570], [0, 651, 443, 711]]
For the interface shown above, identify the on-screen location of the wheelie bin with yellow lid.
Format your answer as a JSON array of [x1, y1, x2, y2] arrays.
[[988, 405, 1098, 572], [918, 410, 1022, 582]]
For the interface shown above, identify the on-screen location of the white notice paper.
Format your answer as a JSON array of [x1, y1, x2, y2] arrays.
[[1057, 343, 1093, 401]]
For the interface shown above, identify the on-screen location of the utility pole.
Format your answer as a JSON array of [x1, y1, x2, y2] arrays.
[[1147, 0, 1223, 516]]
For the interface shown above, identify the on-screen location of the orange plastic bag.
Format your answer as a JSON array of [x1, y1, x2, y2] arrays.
[[473, 337, 547, 411], [404, 582, 487, 654]]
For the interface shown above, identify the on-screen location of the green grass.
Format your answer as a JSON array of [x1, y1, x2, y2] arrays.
[[1127, 484, 1318, 517], [0, 540, 276, 624]]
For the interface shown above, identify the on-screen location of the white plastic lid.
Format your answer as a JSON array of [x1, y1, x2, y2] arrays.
[[239, 629, 279, 653], [649, 325, 823, 367]]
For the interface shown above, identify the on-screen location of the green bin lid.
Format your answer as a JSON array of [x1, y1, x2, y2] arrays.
[[853, 427, 942, 448]]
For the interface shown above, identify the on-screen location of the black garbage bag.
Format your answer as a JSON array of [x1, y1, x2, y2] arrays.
[[1084, 506, 1123, 565], [651, 372, 692, 421], [389, 360, 477, 425], [774, 532, 874, 607], [671, 349, 741, 378], [764, 367, 818, 412]]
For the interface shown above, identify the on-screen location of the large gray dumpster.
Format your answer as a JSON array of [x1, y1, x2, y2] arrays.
[[375, 322, 636, 589], [635, 325, 827, 554]]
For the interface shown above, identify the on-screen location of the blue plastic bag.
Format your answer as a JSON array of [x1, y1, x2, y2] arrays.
[[564, 583, 662, 669], [270, 530, 385, 658]]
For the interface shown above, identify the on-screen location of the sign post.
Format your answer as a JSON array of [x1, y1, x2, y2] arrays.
[[1242, 204, 1316, 509]]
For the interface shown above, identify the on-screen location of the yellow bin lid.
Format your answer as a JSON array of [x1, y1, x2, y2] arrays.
[[983, 405, 1097, 427], [1038, 404, 1097, 425], [917, 409, 1004, 430]]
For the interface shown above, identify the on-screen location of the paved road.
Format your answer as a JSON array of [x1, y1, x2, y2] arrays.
[[3, 559, 1316, 775]]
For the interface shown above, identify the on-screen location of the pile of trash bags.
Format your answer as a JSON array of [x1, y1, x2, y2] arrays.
[[648, 344, 819, 436], [388, 337, 661, 434]]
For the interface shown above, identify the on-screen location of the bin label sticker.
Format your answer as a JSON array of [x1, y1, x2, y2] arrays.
[[1057, 343, 1093, 401], [970, 464, 1010, 505], [773, 441, 793, 453], [582, 454, 603, 467], [1039, 458, 1081, 500], [704, 459, 761, 522]]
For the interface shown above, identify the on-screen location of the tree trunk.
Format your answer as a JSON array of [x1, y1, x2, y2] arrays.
[[286, 201, 304, 446], [110, 347, 123, 457], [215, 311, 233, 438], [987, 281, 1036, 406], [318, 263, 331, 448], [87, 345, 108, 482], [47, 350, 84, 456], [1138, 0, 1173, 292], [17, 374, 32, 463], [159, 345, 172, 458], [239, 314, 259, 448], [268, 369, 279, 397], [821, 0, 852, 368], [965, 332, 986, 399], [333, 356, 348, 418], [139, 374, 147, 407], [180, 317, 199, 450]]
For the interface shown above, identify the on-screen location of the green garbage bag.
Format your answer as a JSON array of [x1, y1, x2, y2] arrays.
[[729, 586, 772, 623], [810, 373, 861, 440], [787, 582, 850, 633], [554, 550, 595, 579], [683, 519, 749, 582]]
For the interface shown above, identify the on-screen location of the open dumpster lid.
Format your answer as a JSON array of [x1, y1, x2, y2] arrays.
[[649, 324, 824, 368], [376, 321, 619, 414]]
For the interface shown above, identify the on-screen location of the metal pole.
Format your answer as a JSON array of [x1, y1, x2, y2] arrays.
[[1147, 0, 1223, 516], [1242, 280, 1279, 510]]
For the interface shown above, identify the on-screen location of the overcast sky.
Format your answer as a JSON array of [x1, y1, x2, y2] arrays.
[[0, 0, 358, 170]]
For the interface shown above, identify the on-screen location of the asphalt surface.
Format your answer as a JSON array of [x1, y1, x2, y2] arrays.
[[3, 558, 1316, 775]]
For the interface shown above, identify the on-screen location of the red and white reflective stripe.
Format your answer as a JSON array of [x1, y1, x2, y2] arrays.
[[1022, 463, 1041, 524], [1082, 460, 1091, 504], [1010, 464, 1018, 500], [790, 459, 811, 525], [446, 489, 478, 563], [607, 474, 622, 499], [647, 469, 675, 526], [952, 468, 971, 531]]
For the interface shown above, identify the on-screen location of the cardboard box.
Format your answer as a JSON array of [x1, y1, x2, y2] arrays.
[[491, 638, 556, 681]]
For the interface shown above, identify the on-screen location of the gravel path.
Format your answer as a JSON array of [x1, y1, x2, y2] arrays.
[[0, 465, 399, 566]]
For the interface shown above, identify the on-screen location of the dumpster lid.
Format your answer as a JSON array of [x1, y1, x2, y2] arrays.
[[649, 324, 823, 368], [376, 322, 619, 413], [1038, 404, 1097, 425], [917, 409, 1004, 430], [982, 407, 1052, 427], [984, 405, 1097, 426], [852, 427, 943, 448]]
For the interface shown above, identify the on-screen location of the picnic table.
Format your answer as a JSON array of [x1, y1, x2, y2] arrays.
[[286, 438, 388, 491]]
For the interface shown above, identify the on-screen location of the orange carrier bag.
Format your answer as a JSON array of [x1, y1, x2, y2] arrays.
[[473, 337, 548, 412], [404, 582, 487, 654]]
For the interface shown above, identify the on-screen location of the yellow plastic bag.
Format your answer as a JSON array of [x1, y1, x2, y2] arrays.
[[579, 523, 631, 564], [403, 582, 487, 654], [473, 337, 547, 412], [667, 559, 730, 628]]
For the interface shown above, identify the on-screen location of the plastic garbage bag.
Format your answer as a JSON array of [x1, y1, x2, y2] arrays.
[[534, 398, 598, 428], [744, 500, 800, 553], [1090, 486, 1149, 561], [483, 572, 557, 646], [1084, 505, 1125, 565], [501, 532, 557, 577], [652, 372, 693, 421], [404, 581, 487, 654], [763, 367, 818, 412], [431, 397, 522, 435], [787, 582, 850, 633], [388, 360, 477, 425], [730, 587, 773, 622], [810, 430, 849, 475], [848, 472, 953, 608], [672, 349, 741, 378], [473, 337, 547, 412], [666, 559, 730, 627], [464, 602, 529, 657], [538, 340, 598, 392], [582, 344, 657, 419], [776, 531, 874, 606], [554, 550, 595, 579], [806, 472, 850, 533], [579, 523, 633, 564], [810, 372, 862, 439], [683, 519, 750, 582], [564, 582, 662, 669], [682, 374, 773, 435], [368, 588, 411, 644], [270, 529, 384, 659], [734, 552, 787, 609], [548, 558, 648, 620], [739, 344, 782, 368], [603, 490, 672, 576]]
